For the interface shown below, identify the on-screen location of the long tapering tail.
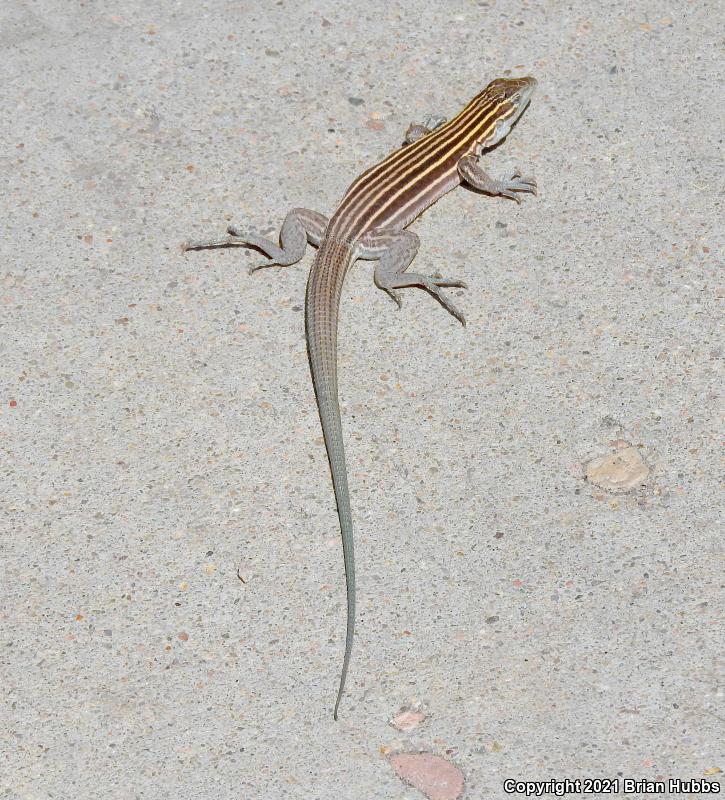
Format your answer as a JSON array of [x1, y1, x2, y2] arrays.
[[305, 240, 356, 720]]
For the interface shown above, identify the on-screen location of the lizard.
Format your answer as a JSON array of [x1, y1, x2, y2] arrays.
[[184, 76, 538, 719]]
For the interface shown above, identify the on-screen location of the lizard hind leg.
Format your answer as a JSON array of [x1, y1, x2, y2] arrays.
[[183, 208, 329, 274], [357, 229, 468, 326]]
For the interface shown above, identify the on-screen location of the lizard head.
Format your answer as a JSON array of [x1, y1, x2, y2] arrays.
[[475, 76, 537, 148]]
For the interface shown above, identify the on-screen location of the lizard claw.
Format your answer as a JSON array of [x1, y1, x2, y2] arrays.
[[432, 274, 468, 290], [182, 239, 211, 253], [501, 171, 537, 202], [384, 288, 403, 308], [422, 114, 447, 131], [423, 277, 467, 326]]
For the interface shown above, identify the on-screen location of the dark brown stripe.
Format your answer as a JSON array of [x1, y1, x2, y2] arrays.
[[332, 97, 496, 232], [329, 95, 508, 240]]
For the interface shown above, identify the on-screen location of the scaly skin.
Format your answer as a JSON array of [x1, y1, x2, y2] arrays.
[[305, 240, 356, 719], [184, 76, 538, 719]]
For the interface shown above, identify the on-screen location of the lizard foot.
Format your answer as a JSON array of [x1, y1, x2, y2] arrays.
[[496, 171, 538, 203], [423, 276, 467, 326], [382, 273, 467, 326]]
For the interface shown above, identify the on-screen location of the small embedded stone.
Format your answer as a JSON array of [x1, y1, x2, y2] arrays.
[[389, 752, 464, 800], [585, 444, 649, 492]]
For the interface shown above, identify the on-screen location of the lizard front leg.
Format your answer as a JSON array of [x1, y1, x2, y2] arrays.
[[404, 114, 447, 144], [183, 208, 329, 273], [357, 229, 467, 326], [457, 155, 537, 203]]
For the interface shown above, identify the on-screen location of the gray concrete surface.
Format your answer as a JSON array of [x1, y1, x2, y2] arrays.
[[1, 1, 722, 798]]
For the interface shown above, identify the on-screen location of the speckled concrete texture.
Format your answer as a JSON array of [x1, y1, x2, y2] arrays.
[[1, 1, 722, 798]]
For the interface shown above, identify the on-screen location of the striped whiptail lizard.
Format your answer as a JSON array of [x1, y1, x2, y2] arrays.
[[184, 76, 537, 719]]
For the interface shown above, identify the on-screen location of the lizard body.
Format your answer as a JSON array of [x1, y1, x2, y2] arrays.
[[185, 76, 537, 719]]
